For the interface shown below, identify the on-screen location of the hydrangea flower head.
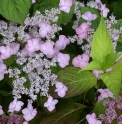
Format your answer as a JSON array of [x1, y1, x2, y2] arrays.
[[55, 35, 70, 50], [75, 22, 89, 39], [22, 102, 37, 121], [82, 11, 97, 21], [8, 98, 24, 112], [57, 53, 70, 68], [39, 22, 52, 38], [72, 54, 89, 69], [55, 82, 68, 97], [44, 96, 58, 112], [86, 113, 102, 124], [98, 88, 114, 101], [0, 45, 14, 60], [0, 105, 4, 115], [59, 0, 72, 13], [26, 38, 40, 52], [40, 41, 54, 58]]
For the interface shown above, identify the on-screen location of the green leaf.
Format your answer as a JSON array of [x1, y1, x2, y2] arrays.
[[50, 67, 97, 98], [0, 90, 10, 96], [91, 16, 114, 62], [57, 5, 74, 25], [114, 60, 122, 71], [94, 100, 106, 116], [102, 53, 121, 71], [0, 0, 31, 24], [37, 0, 59, 14], [4, 55, 15, 66], [116, 42, 122, 52], [99, 70, 121, 98], [40, 103, 86, 124], [82, 60, 102, 71], [79, 7, 101, 29]]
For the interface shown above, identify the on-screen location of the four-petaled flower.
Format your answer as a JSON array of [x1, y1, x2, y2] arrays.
[[97, 88, 114, 101], [22, 102, 37, 121], [86, 113, 102, 124], [39, 22, 52, 38], [44, 96, 58, 112], [8, 98, 24, 112], [72, 54, 89, 69], [59, 0, 72, 13], [57, 53, 70, 68], [55, 35, 70, 50], [82, 11, 97, 21], [25, 38, 40, 52], [75, 22, 89, 39], [55, 82, 68, 97]]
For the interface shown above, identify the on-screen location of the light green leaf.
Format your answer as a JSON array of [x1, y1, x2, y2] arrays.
[[114, 60, 122, 71], [99, 70, 121, 98], [91, 16, 114, 62], [81, 60, 102, 71], [80, 7, 101, 29], [0, 0, 31, 24], [94, 100, 106, 116], [102, 53, 121, 71], [40, 103, 85, 124], [50, 67, 97, 98]]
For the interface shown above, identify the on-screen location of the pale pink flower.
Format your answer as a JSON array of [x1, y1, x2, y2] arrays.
[[55, 82, 68, 97], [40, 41, 54, 58], [10, 42, 20, 54], [55, 35, 70, 50], [98, 88, 114, 101], [57, 53, 70, 68], [59, 0, 72, 13], [44, 96, 58, 112], [39, 22, 52, 38], [32, 0, 36, 4], [72, 54, 89, 69], [21, 48, 35, 57], [23, 122, 28, 124], [0, 62, 7, 81], [72, 20, 78, 29], [22, 102, 37, 121], [92, 70, 104, 80], [75, 22, 89, 39], [0, 45, 14, 59], [25, 38, 40, 52], [8, 98, 24, 112], [82, 11, 97, 21], [86, 113, 102, 124], [0, 105, 4, 115], [106, 67, 113, 73], [100, 4, 109, 17]]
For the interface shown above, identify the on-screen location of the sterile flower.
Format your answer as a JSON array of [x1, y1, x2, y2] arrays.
[[22, 102, 37, 121], [100, 4, 109, 17], [57, 53, 70, 68], [23, 122, 28, 124], [39, 22, 52, 38], [72, 54, 89, 69], [55, 82, 68, 97], [75, 22, 89, 39], [86, 113, 102, 124], [98, 88, 114, 101], [0, 62, 7, 81], [0, 45, 14, 60], [10, 42, 20, 54], [55, 35, 70, 50], [59, 0, 72, 13], [82, 11, 97, 21], [25, 38, 40, 52], [32, 0, 36, 4], [8, 98, 24, 112], [92, 70, 104, 80], [44, 96, 58, 112], [40, 41, 54, 58], [0, 105, 4, 115]]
